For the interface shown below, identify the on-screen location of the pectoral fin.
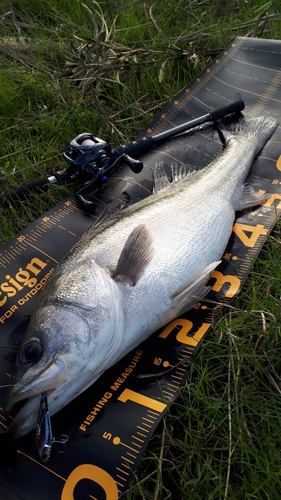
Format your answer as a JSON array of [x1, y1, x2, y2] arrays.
[[111, 224, 154, 286], [170, 260, 220, 315], [238, 184, 270, 210]]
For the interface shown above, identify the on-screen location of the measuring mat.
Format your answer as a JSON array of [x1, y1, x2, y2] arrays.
[[0, 36, 281, 499]]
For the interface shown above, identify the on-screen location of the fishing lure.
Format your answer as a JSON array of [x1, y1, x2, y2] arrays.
[[36, 392, 68, 463]]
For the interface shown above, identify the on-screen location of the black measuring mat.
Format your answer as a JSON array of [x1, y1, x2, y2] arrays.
[[0, 37, 281, 500]]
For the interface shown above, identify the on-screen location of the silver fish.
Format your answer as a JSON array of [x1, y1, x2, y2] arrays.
[[5, 116, 278, 437]]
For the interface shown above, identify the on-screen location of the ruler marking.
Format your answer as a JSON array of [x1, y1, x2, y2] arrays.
[[121, 462, 131, 470], [115, 478, 125, 486], [163, 386, 177, 394], [11, 248, 21, 255], [17, 243, 27, 251], [116, 467, 129, 476], [141, 422, 152, 428], [132, 435, 145, 443], [137, 425, 149, 432], [116, 474, 126, 481], [162, 391, 175, 398], [121, 455, 134, 465], [145, 413, 157, 420], [176, 367, 187, 373], [132, 441, 142, 449], [127, 452, 137, 459], [167, 382, 180, 389], [25, 241, 59, 264], [142, 417, 155, 424], [230, 55, 281, 74], [137, 431, 146, 438], [147, 410, 160, 417]]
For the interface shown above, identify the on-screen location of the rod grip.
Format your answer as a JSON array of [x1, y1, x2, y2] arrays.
[[0, 178, 49, 208], [209, 99, 245, 121]]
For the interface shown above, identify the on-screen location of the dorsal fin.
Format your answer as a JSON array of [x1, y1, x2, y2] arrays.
[[153, 162, 199, 193], [111, 224, 154, 286], [170, 162, 198, 183], [153, 162, 171, 193]]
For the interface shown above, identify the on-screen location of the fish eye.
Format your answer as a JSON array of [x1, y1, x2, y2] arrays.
[[19, 339, 42, 364]]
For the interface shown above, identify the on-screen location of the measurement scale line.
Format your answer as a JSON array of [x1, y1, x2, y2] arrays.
[[141, 422, 152, 428], [114, 479, 125, 487], [137, 432, 146, 439], [147, 410, 160, 417], [142, 417, 155, 424], [41, 221, 53, 228], [177, 358, 189, 365], [7, 253, 16, 260], [17, 243, 27, 251], [230, 55, 281, 74], [10, 248, 21, 255], [176, 366, 187, 373], [132, 435, 145, 443], [121, 463, 131, 470], [119, 441, 139, 453], [163, 385, 178, 393], [18, 451, 67, 482], [60, 208, 73, 215], [116, 467, 129, 476], [137, 425, 148, 432], [1, 256, 10, 265], [167, 382, 180, 389], [145, 413, 157, 420], [213, 74, 281, 103], [25, 241, 59, 264], [121, 456, 134, 465], [132, 441, 142, 449], [127, 452, 137, 459], [162, 390, 175, 398]]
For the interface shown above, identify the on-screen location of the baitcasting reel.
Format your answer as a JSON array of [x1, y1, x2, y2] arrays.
[[62, 133, 143, 211]]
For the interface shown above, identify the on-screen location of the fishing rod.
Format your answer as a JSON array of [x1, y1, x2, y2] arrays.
[[0, 99, 244, 211]]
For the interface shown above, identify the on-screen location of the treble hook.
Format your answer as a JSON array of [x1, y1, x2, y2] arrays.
[[50, 434, 68, 454]]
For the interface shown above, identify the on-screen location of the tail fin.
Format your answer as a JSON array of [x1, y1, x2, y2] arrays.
[[219, 116, 278, 153]]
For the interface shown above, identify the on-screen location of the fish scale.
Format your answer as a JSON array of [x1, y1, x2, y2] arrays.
[[4, 115, 278, 439]]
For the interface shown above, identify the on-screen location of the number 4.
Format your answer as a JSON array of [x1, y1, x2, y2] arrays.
[[232, 223, 267, 247]]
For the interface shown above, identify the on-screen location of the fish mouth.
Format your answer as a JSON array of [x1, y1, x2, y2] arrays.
[[5, 353, 69, 438], [6, 394, 43, 439]]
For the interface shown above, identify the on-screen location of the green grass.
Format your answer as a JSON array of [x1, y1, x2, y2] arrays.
[[1, 0, 281, 498]]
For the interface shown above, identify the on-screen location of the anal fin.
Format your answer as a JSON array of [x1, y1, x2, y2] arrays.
[[238, 184, 270, 210]]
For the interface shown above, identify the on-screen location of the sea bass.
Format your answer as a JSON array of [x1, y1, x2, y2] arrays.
[[5, 116, 278, 437]]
